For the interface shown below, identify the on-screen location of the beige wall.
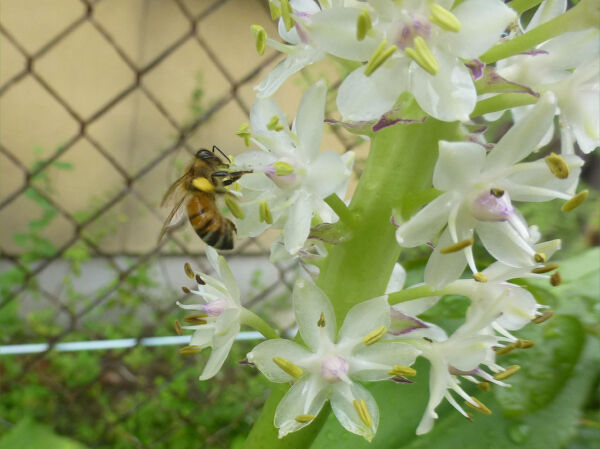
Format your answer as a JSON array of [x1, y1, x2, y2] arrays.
[[0, 0, 362, 256]]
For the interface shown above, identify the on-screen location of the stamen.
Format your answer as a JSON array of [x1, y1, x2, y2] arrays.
[[490, 188, 505, 198], [532, 263, 559, 274], [388, 365, 417, 377], [192, 177, 215, 193], [280, 0, 294, 32], [532, 310, 554, 324], [440, 238, 474, 254], [429, 3, 462, 32], [545, 153, 570, 179], [259, 200, 273, 224], [267, 115, 284, 132], [550, 271, 562, 286], [465, 397, 492, 415], [236, 123, 251, 147], [495, 344, 515, 355], [184, 262, 195, 279], [477, 381, 490, 392], [534, 253, 546, 263], [195, 274, 205, 285], [225, 195, 245, 219], [184, 314, 208, 325], [273, 161, 295, 176], [362, 325, 387, 346], [356, 9, 372, 41], [405, 36, 439, 75], [562, 190, 588, 212], [317, 312, 326, 328], [273, 356, 303, 379], [493, 365, 520, 381], [179, 345, 203, 355], [295, 414, 315, 423], [353, 398, 373, 427], [364, 40, 398, 76], [515, 339, 535, 349], [268, 0, 281, 20], [473, 272, 488, 283], [174, 320, 183, 336], [251, 25, 267, 56], [181, 286, 191, 294]]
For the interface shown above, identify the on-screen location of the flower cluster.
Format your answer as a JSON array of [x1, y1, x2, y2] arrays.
[[170, 0, 598, 445]]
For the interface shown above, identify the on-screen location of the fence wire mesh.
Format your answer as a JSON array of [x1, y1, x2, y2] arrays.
[[0, 0, 364, 446]]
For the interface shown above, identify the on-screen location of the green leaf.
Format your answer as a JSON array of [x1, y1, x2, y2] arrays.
[[0, 418, 90, 449], [51, 160, 74, 170], [493, 315, 586, 416]]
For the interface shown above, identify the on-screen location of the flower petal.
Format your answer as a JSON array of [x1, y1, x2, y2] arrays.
[[476, 221, 534, 267], [338, 296, 391, 346], [284, 191, 315, 254], [304, 150, 350, 199], [434, 141, 487, 191], [295, 80, 327, 161], [351, 342, 420, 381], [199, 322, 239, 380], [247, 339, 314, 382], [424, 225, 471, 289], [293, 279, 336, 351], [385, 263, 406, 294], [331, 382, 379, 442], [250, 98, 293, 150]]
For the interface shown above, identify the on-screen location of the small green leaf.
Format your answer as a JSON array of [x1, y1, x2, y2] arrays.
[[0, 418, 90, 449]]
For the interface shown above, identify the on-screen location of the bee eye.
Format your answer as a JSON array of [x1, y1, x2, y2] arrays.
[[196, 149, 212, 159]]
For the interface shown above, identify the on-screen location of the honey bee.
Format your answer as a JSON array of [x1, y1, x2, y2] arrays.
[[158, 146, 250, 250]]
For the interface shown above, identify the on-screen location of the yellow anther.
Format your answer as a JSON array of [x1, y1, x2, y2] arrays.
[[495, 344, 515, 355], [356, 9, 372, 41], [195, 274, 205, 285], [179, 345, 203, 355], [268, 0, 281, 20], [490, 188, 505, 198], [184, 262, 195, 279], [493, 365, 520, 381], [236, 123, 251, 147], [273, 161, 295, 176], [280, 0, 294, 31], [181, 286, 191, 294], [534, 252, 547, 263], [532, 310, 554, 324], [388, 365, 417, 377], [550, 271, 562, 287], [362, 325, 387, 346], [273, 356, 303, 379], [429, 3, 462, 32], [561, 190, 589, 212], [473, 272, 488, 283], [364, 40, 398, 76], [225, 195, 245, 219], [353, 398, 373, 427], [174, 320, 183, 336], [251, 24, 267, 56], [440, 238, 474, 254], [267, 115, 284, 132], [515, 339, 535, 349], [465, 397, 492, 415], [317, 312, 326, 328], [531, 263, 559, 274], [545, 153, 570, 179], [295, 414, 315, 423], [259, 200, 273, 224], [405, 36, 439, 75], [477, 381, 490, 392], [192, 177, 215, 193], [184, 314, 208, 325]]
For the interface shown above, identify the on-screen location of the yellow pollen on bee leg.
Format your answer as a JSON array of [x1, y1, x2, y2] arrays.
[[273, 356, 303, 379], [362, 325, 387, 346], [532, 310, 554, 324], [465, 397, 492, 415], [295, 414, 315, 423], [440, 238, 474, 254], [192, 177, 215, 193], [405, 36, 439, 75], [251, 25, 267, 56], [493, 365, 520, 381], [364, 40, 398, 76], [429, 3, 462, 32], [353, 398, 373, 427], [356, 9, 372, 41], [562, 190, 589, 212], [545, 153, 570, 179]]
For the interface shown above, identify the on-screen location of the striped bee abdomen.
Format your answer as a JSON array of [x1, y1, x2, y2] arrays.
[[187, 193, 236, 250]]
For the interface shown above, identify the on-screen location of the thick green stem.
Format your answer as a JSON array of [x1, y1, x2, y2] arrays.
[[388, 285, 442, 305], [324, 193, 355, 226], [242, 117, 461, 449], [471, 92, 538, 117]]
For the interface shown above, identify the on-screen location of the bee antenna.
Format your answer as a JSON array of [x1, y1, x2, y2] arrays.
[[212, 145, 230, 163]]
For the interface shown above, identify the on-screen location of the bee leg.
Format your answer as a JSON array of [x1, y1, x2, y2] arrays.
[[221, 171, 253, 186]]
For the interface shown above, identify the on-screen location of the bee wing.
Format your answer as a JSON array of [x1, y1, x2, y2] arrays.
[[158, 187, 189, 243]]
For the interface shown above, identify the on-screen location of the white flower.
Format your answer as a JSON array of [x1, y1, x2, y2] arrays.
[[247, 280, 419, 441], [495, 0, 600, 153], [177, 247, 242, 380], [395, 93, 583, 288], [335, 0, 516, 122], [234, 81, 354, 254]]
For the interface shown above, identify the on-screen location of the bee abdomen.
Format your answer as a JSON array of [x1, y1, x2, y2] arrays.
[[187, 194, 236, 250]]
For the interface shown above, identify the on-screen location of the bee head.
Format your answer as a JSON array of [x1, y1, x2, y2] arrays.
[[195, 149, 215, 160]]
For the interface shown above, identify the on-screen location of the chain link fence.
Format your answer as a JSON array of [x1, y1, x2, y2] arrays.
[[0, 0, 364, 446]]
